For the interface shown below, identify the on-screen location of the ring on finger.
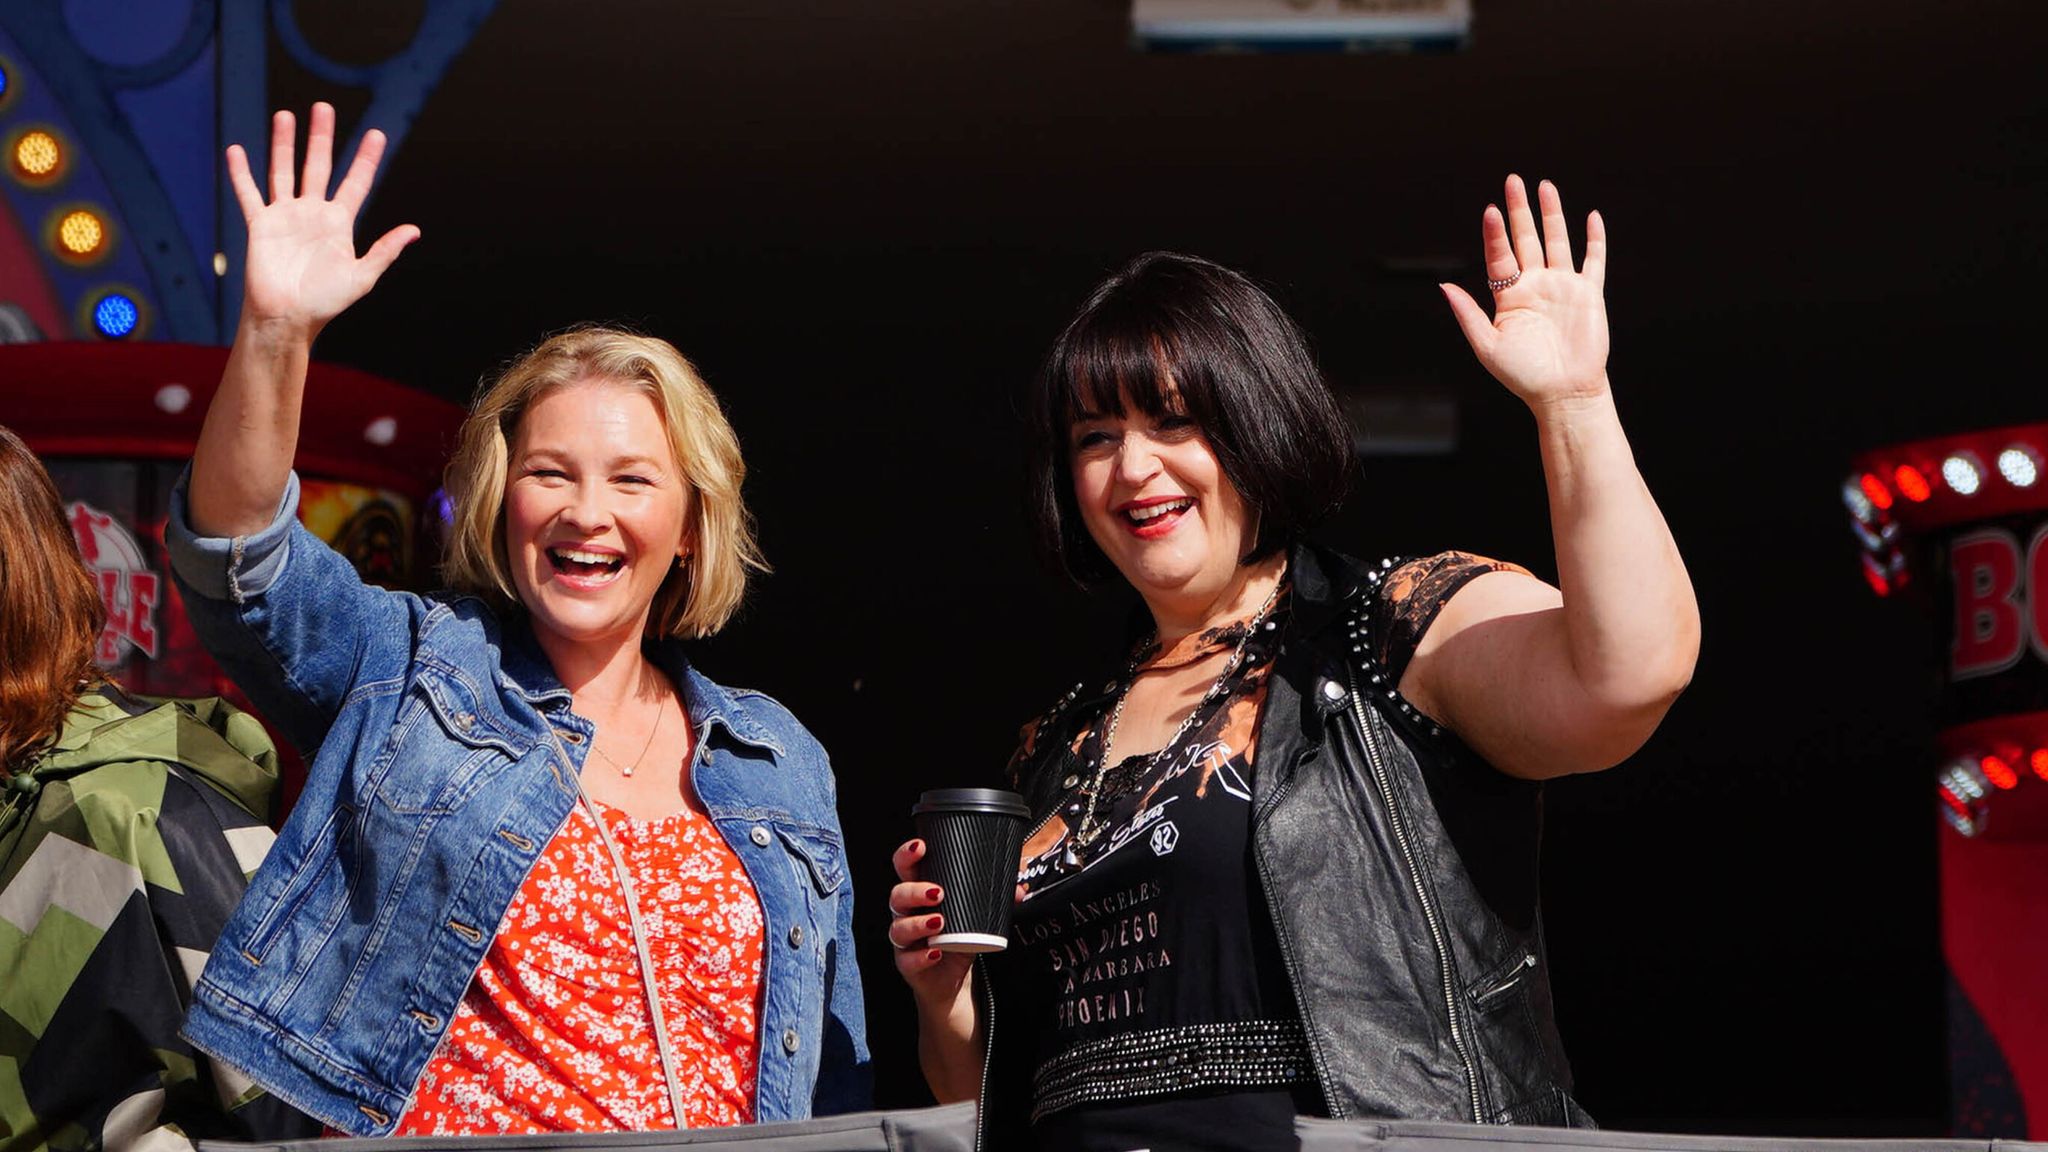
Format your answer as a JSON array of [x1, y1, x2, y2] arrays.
[[1487, 271, 1521, 293]]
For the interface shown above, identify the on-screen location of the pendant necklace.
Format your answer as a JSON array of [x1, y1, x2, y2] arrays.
[[590, 697, 665, 778], [1063, 575, 1285, 867]]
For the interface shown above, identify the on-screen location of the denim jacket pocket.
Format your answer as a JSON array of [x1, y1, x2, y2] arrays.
[[241, 800, 358, 968], [774, 824, 846, 899], [371, 673, 521, 815]]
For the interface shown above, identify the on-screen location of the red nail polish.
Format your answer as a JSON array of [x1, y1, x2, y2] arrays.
[[926, 887, 942, 902], [928, 915, 943, 929], [927, 949, 941, 962]]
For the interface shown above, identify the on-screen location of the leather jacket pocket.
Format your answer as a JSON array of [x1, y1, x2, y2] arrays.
[[1492, 1087, 1598, 1128], [1467, 947, 1539, 1013]]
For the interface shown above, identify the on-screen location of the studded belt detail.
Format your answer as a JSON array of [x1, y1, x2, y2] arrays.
[[1029, 1018, 1312, 1122]]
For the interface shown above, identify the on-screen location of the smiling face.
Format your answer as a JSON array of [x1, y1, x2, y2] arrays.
[[1068, 392, 1257, 617], [503, 377, 693, 657]]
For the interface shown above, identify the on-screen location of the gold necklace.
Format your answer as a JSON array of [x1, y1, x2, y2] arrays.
[[1064, 575, 1285, 866], [590, 698, 665, 778]]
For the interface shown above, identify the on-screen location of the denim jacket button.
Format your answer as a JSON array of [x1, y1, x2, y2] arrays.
[[750, 825, 772, 847], [782, 1027, 800, 1054], [788, 924, 805, 948]]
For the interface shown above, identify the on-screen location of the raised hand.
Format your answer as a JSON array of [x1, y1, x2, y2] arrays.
[[226, 103, 418, 338], [1441, 175, 1609, 409]]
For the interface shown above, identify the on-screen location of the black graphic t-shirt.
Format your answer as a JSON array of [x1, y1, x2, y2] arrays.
[[1000, 553, 1522, 1151]]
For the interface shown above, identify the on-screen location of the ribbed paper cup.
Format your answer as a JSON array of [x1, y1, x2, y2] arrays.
[[912, 788, 1031, 953]]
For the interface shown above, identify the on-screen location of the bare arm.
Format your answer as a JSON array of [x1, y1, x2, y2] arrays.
[[189, 103, 418, 537], [1406, 176, 1700, 780], [887, 838, 984, 1103]]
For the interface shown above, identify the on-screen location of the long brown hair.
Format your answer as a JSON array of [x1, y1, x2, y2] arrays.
[[0, 425, 105, 776]]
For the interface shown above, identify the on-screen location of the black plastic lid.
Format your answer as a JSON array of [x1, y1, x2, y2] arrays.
[[911, 787, 1030, 818]]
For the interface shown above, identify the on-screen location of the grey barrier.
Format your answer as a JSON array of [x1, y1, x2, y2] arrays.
[[199, 1104, 2045, 1152]]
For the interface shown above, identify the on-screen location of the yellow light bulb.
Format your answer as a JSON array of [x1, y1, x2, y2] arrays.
[[57, 209, 104, 256], [13, 130, 60, 178]]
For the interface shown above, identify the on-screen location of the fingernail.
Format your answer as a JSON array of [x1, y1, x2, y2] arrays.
[[927, 915, 943, 929], [927, 949, 942, 961], [926, 887, 942, 902]]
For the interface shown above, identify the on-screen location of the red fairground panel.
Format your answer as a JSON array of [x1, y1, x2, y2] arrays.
[[1, 341, 464, 817]]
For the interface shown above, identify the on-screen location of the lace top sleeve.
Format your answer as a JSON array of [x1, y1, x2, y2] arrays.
[[1370, 551, 1530, 685]]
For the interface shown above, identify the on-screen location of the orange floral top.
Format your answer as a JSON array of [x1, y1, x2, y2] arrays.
[[395, 795, 766, 1134]]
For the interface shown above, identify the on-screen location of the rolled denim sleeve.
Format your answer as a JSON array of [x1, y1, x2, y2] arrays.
[[164, 468, 300, 605], [163, 467, 421, 755]]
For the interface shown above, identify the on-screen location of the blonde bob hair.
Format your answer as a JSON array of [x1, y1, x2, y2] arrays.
[[441, 326, 766, 640]]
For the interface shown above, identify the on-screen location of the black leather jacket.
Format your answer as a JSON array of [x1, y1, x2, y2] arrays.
[[981, 544, 1590, 1145]]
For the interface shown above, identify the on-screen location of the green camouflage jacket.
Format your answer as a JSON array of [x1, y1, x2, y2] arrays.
[[0, 689, 318, 1152]]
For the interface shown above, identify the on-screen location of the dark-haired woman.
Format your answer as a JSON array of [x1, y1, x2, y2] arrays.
[[0, 425, 317, 1151], [888, 177, 1699, 1150]]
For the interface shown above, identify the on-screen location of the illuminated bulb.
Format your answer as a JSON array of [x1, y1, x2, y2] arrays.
[[1998, 447, 2040, 488], [213, 251, 227, 276], [1860, 551, 1889, 597], [13, 130, 60, 178], [1841, 478, 1875, 522], [1981, 755, 2018, 790], [57, 209, 104, 256], [92, 293, 138, 338], [1941, 454, 1982, 496], [1893, 464, 1932, 503], [1859, 472, 1894, 511], [364, 416, 397, 446], [2033, 749, 2048, 781], [1939, 760, 1989, 837]]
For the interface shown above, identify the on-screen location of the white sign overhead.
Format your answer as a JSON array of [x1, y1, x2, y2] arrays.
[[1132, 0, 1472, 52]]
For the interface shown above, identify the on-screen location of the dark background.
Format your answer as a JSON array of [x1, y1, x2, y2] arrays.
[[275, 0, 2048, 1135]]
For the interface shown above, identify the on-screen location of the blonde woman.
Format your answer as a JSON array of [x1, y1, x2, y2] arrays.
[[167, 104, 867, 1136]]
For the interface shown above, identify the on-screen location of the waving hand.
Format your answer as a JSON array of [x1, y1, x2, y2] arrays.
[[192, 103, 418, 538], [1441, 175, 1608, 409], [225, 102, 417, 337]]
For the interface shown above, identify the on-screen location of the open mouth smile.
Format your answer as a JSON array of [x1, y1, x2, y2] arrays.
[[1121, 497, 1193, 537], [547, 546, 625, 585]]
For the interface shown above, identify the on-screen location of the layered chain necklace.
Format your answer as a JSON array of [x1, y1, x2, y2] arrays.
[[1064, 574, 1285, 867]]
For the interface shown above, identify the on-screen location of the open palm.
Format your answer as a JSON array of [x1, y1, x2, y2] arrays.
[[1442, 175, 1610, 408], [228, 103, 417, 335]]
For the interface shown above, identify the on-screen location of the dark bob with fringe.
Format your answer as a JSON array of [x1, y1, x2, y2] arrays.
[[1026, 251, 1354, 585]]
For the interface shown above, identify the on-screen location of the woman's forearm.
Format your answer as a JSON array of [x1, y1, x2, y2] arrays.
[[915, 982, 985, 1104], [1532, 382, 1700, 711], [189, 319, 314, 539]]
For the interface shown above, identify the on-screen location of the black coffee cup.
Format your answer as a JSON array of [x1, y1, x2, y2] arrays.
[[912, 788, 1031, 952]]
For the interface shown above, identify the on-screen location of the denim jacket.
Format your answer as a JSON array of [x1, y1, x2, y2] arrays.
[[164, 473, 869, 1136]]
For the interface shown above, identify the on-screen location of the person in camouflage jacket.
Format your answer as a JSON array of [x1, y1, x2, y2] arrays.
[[0, 424, 316, 1152]]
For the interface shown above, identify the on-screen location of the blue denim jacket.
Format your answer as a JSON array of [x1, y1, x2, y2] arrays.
[[165, 473, 869, 1135]]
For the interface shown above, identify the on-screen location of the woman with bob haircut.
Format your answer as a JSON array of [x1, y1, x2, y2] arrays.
[[1, 425, 316, 1149], [889, 177, 1699, 1149], [166, 104, 868, 1136]]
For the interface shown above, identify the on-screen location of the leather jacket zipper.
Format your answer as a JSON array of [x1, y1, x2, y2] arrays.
[[973, 956, 995, 1151], [1347, 666, 1486, 1124], [1250, 748, 1344, 1116]]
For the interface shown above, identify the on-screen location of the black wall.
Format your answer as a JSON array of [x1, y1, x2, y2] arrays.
[[276, 0, 2048, 1133]]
